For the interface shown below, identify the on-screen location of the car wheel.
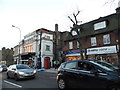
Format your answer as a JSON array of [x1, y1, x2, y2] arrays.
[[108, 85, 120, 90], [58, 79, 67, 90], [14, 74, 19, 81], [7, 73, 10, 79]]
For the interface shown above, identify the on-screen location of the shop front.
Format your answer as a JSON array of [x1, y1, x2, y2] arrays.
[[21, 52, 35, 67], [87, 45, 118, 66], [64, 50, 84, 62]]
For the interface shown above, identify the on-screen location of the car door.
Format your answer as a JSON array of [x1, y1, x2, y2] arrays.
[[76, 62, 110, 88], [75, 61, 100, 88], [63, 61, 78, 88], [91, 67, 110, 88], [7, 65, 12, 77], [9, 65, 16, 78]]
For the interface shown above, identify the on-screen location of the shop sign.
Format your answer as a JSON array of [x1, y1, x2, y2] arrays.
[[64, 50, 80, 54], [87, 46, 117, 55], [64, 50, 85, 55]]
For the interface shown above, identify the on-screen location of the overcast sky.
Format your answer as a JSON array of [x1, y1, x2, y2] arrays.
[[0, 0, 119, 50]]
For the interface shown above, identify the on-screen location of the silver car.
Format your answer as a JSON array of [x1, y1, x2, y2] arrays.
[[7, 64, 36, 81], [0, 65, 7, 72]]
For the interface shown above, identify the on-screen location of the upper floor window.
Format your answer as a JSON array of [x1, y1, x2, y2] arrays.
[[91, 37, 97, 46], [94, 21, 107, 30], [46, 45, 50, 51], [103, 34, 110, 44], [77, 41, 79, 48], [69, 41, 73, 49]]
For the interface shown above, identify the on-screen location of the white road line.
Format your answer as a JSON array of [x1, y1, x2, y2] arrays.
[[4, 80, 22, 88]]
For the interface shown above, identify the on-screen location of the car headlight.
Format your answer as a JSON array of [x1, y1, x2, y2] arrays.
[[19, 72, 24, 75], [33, 70, 36, 73]]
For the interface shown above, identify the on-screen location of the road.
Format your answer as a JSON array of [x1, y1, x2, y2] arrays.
[[0, 71, 58, 90]]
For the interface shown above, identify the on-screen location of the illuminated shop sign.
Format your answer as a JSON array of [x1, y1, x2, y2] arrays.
[[87, 46, 117, 55]]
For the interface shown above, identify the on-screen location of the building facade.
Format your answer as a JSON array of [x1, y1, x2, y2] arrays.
[[14, 28, 54, 69], [63, 8, 120, 67]]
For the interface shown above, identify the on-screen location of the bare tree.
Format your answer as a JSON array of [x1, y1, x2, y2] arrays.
[[68, 10, 80, 26], [68, 11, 85, 60]]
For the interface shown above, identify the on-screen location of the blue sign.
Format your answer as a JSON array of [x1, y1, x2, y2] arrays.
[[64, 50, 85, 54]]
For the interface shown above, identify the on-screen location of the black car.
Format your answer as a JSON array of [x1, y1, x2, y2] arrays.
[[56, 60, 120, 90]]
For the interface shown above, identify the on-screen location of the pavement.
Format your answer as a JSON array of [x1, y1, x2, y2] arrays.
[[37, 68, 58, 73]]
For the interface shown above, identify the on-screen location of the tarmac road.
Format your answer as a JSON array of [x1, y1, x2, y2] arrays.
[[1, 71, 58, 89]]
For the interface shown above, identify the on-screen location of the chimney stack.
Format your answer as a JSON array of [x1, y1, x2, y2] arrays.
[[116, 1, 120, 13], [55, 24, 58, 31]]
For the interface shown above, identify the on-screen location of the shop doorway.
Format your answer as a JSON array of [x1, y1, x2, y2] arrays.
[[44, 57, 50, 69]]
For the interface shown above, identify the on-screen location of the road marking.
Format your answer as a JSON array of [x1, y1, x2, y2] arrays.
[[4, 80, 22, 88]]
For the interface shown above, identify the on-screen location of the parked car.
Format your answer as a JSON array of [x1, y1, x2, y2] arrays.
[[0, 65, 8, 72], [56, 60, 120, 90], [7, 64, 37, 81]]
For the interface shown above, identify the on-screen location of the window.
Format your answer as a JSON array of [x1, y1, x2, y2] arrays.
[[46, 45, 50, 51], [69, 41, 73, 49], [78, 62, 95, 71], [94, 21, 106, 30], [65, 62, 77, 69], [17, 65, 30, 69], [77, 41, 79, 48], [91, 37, 97, 46], [103, 34, 110, 44]]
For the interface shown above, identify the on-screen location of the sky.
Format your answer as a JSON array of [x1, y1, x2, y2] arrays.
[[0, 0, 119, 50]]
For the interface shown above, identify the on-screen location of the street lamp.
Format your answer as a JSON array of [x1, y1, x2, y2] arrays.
[[12, 25, 21, 64], [70, 25, 84, 60]]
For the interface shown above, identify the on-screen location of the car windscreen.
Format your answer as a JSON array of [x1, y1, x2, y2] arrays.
[[97, 61, 119, 71], [16, 64, 30, 69], [1, 65, 7, 68], [90, 61, 118, 72]]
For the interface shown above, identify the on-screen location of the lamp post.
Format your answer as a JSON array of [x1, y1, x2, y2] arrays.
[[12, 25, 21, 64], [70, 25, 84, 60]]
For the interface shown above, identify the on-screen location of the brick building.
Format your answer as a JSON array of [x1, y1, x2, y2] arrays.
[[63, 8, 120, 67]]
